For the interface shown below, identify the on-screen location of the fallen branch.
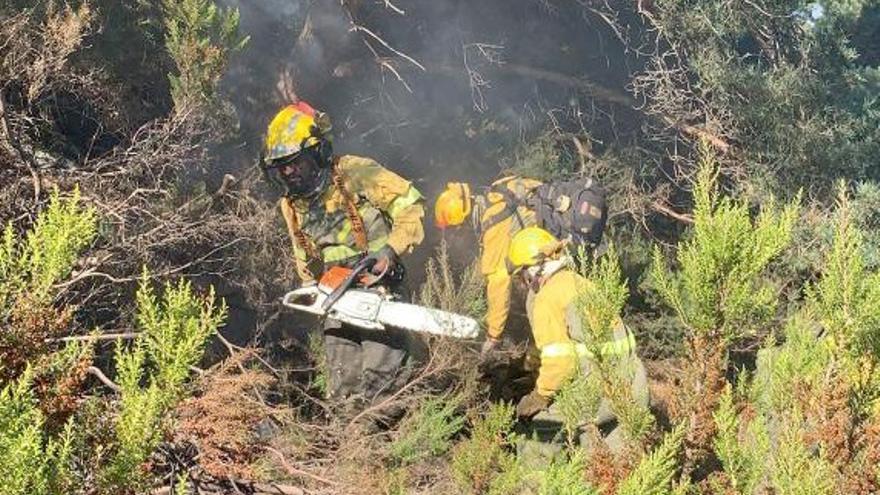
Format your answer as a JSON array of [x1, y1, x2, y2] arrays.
[[651, 200, 694, 224], [266, 446, 339, 488], [502, 63, 634, 106], [87, 366, 121, 392], [47, 332, 139, 343], [154, 478, 305, 495], [663, 117, 731, 154], [442, 61, 734, 153]]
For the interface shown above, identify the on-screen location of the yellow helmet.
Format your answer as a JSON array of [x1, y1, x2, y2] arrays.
[[434, 182, 472, 228], [263, 101, 332, 162], [508, 227, 560, 270]]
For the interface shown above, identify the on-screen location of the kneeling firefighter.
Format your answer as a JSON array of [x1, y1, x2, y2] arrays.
[[261, 101, 427, 402], [434, 176, 607, 356], [506, 227, 648, 459]]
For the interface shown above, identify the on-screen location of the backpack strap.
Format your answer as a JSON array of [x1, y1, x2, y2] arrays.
[[286, 204, 321, 260], [331, 160, 369, 254], [481, 180, 527, 232], [285, 160, 369, 264]]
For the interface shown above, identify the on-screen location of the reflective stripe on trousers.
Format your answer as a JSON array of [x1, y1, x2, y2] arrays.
[[540, 332, 636, 360]]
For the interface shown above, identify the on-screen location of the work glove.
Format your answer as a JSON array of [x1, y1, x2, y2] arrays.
[[365, 245, 399, 277], [516, 390, 550, 420], [480, 336, 501, 358]]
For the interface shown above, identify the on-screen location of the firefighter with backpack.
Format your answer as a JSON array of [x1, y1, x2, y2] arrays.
[[434, 175, 608, 355], [505, 226, 649, 460], [261, 101, 426, 403]]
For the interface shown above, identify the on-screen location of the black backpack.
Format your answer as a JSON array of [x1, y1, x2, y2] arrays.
[[528, 177, 608, 248]]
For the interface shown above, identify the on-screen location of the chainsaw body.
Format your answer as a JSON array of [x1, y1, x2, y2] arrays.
[[282, 266, 480, 339]]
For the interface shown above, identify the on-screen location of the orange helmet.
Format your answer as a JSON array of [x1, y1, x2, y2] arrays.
[[434, 182, 472, 228]]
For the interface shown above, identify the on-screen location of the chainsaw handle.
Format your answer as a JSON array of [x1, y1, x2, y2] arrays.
[[282, 286, 325, 315], [322, 258, 376, 312]]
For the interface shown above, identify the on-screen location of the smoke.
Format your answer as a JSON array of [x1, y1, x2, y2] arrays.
[[216, 0, 643, 287]]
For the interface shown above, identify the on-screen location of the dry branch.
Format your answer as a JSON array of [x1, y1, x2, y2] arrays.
[[86, 366, 120, 392], [153, 478, 305, 495]]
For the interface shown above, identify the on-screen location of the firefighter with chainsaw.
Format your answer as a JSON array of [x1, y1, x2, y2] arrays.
[[506, 227, 648, 460], [261, 101, 426, 402], [434, 176, 607, 356]]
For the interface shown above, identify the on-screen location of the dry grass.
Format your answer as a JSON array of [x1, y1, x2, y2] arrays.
[[176, 351, 280, 480]]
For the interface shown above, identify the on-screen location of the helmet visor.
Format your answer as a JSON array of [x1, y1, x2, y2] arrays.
[[267, 150, 325, 197]]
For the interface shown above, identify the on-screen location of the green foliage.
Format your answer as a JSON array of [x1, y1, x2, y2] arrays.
[[306, 331, 328, 397], [769, 412, 836, 495], [0, 187, 97, 314], [103, 273, 225, 490], [452, 402, 517, 493], [713, 385, 768, 494], [0, 188, 97, 383], [135, 271, 226, 393], [751, 315, 833, 414], [554, 373, 602, 439], [616, 424, 685, 495], [575, 245, 655, 442], [536, 450, 599, 495], [650, 146, 799, 340], [390, 395, 465, 465], [647, 0, 880, 198], [161, 0, 248, 110], [805, 184, 880, 410], [576, 245, 629, 354], [418, 240, 487, 321], [507, 130, 581, 181], [487, 455, 529, 495], [0, 369, 75, 495]]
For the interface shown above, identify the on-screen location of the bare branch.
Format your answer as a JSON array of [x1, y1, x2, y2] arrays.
[[87, 366, 121, 392], [349, 25, 426, 72]]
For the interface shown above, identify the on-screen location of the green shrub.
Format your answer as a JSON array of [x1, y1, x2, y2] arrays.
[[536, 450, 599, 495], [418, 240, 487, 321], [306, 331, 328, 397], [554, 372, 602, 440], [650, 144, 800, 341], [713, 385, 768, 494], [390, 395, 465, 465], [452, 402, 517, 493], [507, 130, 580, 181], [0, 187, 97, 383], [751, 315, 833, 414], [805, 184, 880, 412], [575, 244, 654, 442], [161, 0, 248, 110], [616, 424, 685, 495], [0, 186, 97, 314], [0, 368, 75, 495], [102, 273, 226, 490], [769, 411, 836, 495]]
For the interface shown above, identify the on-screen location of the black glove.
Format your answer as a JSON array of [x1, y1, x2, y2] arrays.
[[516, 390, 550, 420], [364, 245, 399, 277]]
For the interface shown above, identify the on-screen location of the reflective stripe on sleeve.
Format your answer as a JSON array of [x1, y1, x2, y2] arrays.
[[386, 185, 423, 219], [540, 333, 636, 360]]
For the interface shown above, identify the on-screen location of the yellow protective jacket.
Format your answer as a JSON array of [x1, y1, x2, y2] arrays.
[[280, 155, 425, 284], [480, 176, 543, 339], [525, 269, 638, 398]]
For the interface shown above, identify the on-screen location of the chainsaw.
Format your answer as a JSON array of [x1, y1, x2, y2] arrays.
[[282, 258, 480, 339]]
